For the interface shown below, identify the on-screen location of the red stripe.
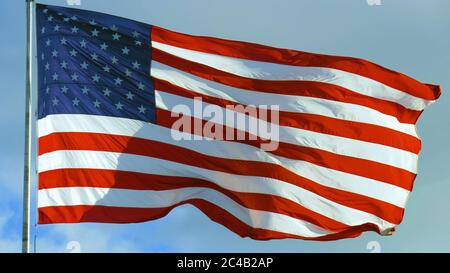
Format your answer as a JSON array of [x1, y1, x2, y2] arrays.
[[38, 203, 382, 241], [152, 48, 423, 124], [155, 108, 416, 191], [39, 132, 405, 224], [39, 168, 351, 232], [152, 26, 441, 101], [154, 78, 421, 154]]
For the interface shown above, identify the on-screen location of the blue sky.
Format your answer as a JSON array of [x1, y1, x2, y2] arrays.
[[1, 0, 449, 252]]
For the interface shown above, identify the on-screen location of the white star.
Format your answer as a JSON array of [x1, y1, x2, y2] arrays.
[[93, 100, 101, 108], [89, 19, 97, 26], [72, 98, 80, 106], [91, 52, 99, 61], [91, 29, 99, 37], [71, 73, 79, 81], [48, 16, 54, 22], [61, 85, 68, 93], [111, 56, 118, 64], [43, 8, 48, 14], [41, 53, 45, 60], [81, 86, 89, 94], [126, 91, 134, 100], [125, 69, 132, 77], [45, 39, 51, 47], [51, 50, 58, 57], [45, 87, 50, 94], [103, 65, 111, 73], [110, 25, 118, 31], [112, 33, 121, 41], [41, 27, 45, 34], [121, 47, 130, 55], [115, 101, 124, 110], [71, 16, 78, 21], [114, 77, 123, 85], [137, 82, 145, 90], [103, 88, 111, 96], [71, 26, 79, 33], [80, 61, 89, 69], [63, 17, 70, 22], [60, 61, 68, 69], [60, 37, 67, 45], [52, 73, 59, 81], [45, 63, 50, 70], [100, 43, 108, 50], [92, 74, 100, 82], [135, 40, 143, 46], [69, 49, 77, 57], [132, 31, 140, 38], [138, 105, 146, 113], [53, 25, 60, 31], [132, 61, 140, 69], [80, 39, 87, 48], [52, 97, 59, 105]]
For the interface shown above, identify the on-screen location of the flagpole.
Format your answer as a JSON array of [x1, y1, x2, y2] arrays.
[[22, 0, 34, 254]]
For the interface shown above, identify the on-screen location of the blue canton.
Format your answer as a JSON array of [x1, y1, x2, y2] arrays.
[[36, 4, 155, 122]]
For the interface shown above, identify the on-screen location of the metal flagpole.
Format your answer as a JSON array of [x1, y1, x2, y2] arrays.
[[23, 0, 34, 254]]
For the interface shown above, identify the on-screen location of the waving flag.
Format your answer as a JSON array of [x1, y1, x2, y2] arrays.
[[35, 4, 441, 240]]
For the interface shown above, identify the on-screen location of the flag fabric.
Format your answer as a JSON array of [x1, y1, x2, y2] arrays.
[[35, 4, 441, 240]]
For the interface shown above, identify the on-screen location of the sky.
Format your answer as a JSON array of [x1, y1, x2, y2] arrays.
[[0, 0, 449, 252]]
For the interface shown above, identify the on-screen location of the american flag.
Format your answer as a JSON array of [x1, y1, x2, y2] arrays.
[[36, 4, 441, 240]]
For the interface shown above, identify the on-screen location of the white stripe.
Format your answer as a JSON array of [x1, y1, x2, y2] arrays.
[[38, 150, 396, 232], [151, 61, 418, 137], [152, 41, 432, 111], [38, 187, 333, 238], [38, 114, 411, 208], [155, 90, 418, 173]]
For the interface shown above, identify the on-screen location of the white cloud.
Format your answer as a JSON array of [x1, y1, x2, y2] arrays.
[[0, 209, 20, 252], [0, 205, 144, 253], [0, 157, 24, 199], [36, 224, 142, 253]]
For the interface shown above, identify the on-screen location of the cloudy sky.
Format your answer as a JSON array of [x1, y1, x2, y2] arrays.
[[1, 0, 449, 252]]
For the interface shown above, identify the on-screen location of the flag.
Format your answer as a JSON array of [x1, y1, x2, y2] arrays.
[[35, 4, 441, 240]]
